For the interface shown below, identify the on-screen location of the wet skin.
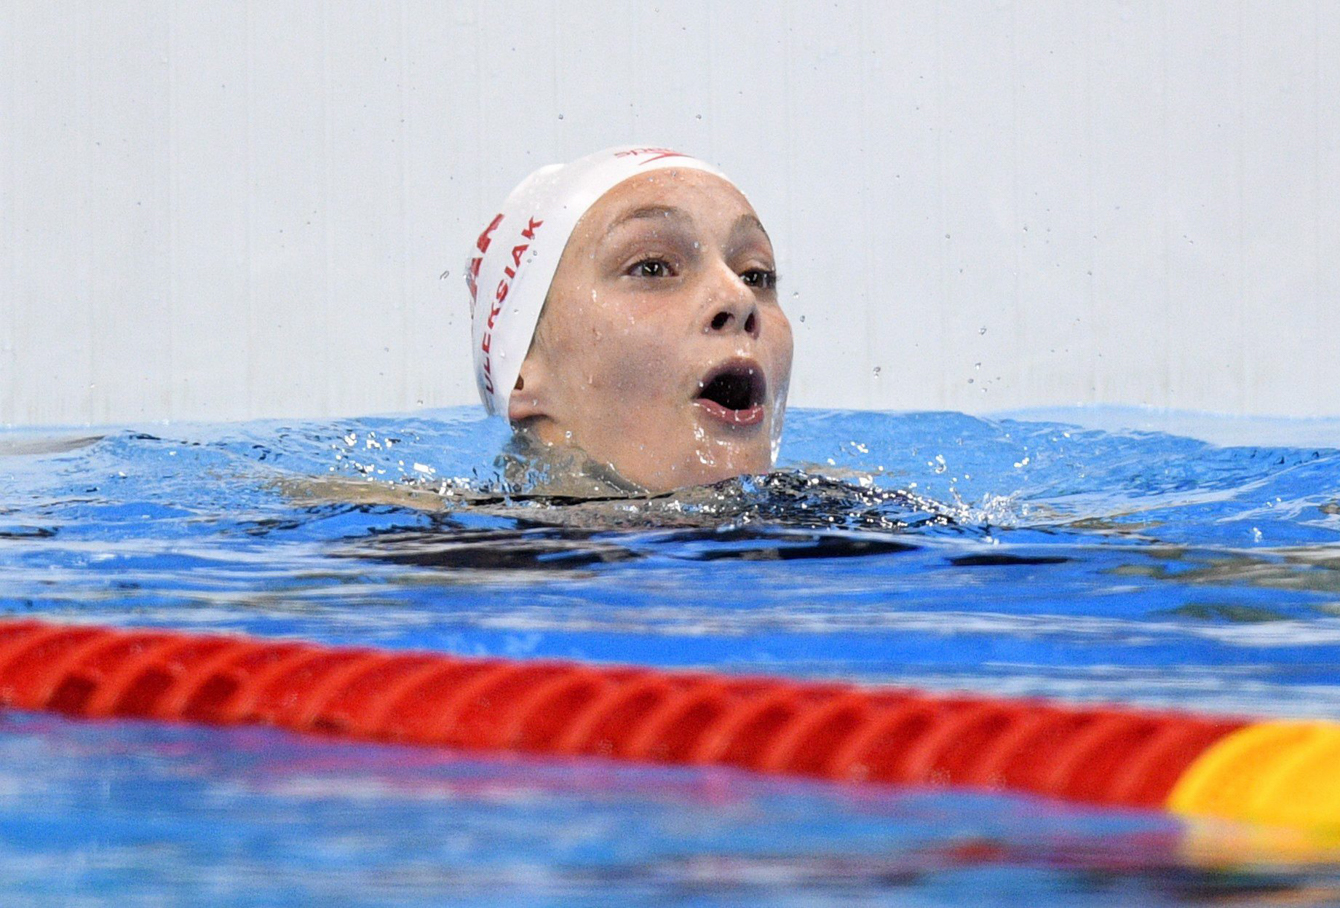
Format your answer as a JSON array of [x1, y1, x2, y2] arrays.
[[508, 169, 794, 494]]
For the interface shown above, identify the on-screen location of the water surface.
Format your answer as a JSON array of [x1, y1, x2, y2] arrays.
[[3, 407, 1340, 905]]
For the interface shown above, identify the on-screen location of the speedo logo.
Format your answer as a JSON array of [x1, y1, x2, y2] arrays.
[[614, 147, 689, 165]]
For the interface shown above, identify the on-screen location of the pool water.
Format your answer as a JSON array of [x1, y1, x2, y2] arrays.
[[4, 406, 1340, 906]]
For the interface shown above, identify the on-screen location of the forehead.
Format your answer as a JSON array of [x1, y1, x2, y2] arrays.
[[578, 168, 760, 237]]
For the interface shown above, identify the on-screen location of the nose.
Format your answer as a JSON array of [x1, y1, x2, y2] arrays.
[[703, 269, 761, 339]]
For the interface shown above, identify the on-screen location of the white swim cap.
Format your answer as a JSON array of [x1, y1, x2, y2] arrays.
[[466, 145, 728, 416]]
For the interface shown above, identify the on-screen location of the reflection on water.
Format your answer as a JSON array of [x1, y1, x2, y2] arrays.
[[1112, 544, 1340, 598], [4, 711, 1340, 908], [4, 407, 1340, 905], [345, 525, 920, 574]]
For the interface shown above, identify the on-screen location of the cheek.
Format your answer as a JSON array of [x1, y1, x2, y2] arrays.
[[544, 286, 690, 407], [766, 311, 795, 374], [570, 298, 677, 390], [593, 326, 678, 396]]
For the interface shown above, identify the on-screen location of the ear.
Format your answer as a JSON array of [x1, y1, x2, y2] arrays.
[[506, 354, 555, 424]]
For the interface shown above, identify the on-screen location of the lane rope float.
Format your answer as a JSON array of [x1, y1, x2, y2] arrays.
[[0, 618, 1334, 832]]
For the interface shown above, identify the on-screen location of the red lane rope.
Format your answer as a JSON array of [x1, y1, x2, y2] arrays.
[[0, 619, 1246, 808]]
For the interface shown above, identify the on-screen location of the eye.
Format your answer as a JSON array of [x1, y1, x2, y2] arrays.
[[630, 259, 672, 278], [740, 268, 778, 291]]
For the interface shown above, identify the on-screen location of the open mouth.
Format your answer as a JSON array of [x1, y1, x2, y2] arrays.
[[694, 360, 767, 426]]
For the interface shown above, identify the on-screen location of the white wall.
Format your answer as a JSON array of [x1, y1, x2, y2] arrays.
[[2, 0, 1337, 427]]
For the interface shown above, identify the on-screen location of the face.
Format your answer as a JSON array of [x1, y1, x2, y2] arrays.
[[508, 169, 794, 494]]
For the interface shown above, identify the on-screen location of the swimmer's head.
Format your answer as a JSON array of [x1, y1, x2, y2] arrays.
[[467, 146, 793, 493]]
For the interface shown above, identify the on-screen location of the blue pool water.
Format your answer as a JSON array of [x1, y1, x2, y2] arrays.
[[4, 407, 1340, 905]]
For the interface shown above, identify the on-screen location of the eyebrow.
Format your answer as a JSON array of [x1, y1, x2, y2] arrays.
[[603, 206, 772, 246], [608, 205, 693, 231], [733, 213, 771, 244]]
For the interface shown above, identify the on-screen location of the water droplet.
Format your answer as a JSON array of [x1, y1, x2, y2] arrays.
[[696, 113, 703, 120], [974, 362, 981, 369], [979, 327, 987, 335], [557, 113, 564, 119], [799, 315, 806, 323], [438, 269, 450, 279], [872, 366, 882, 377]]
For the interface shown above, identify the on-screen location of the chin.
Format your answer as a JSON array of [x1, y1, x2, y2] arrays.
[[617, 418, 776, 492], [686, 447, 773, 488]]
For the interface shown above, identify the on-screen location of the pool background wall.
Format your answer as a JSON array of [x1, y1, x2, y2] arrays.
[[2, 0, 1337, 427]]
